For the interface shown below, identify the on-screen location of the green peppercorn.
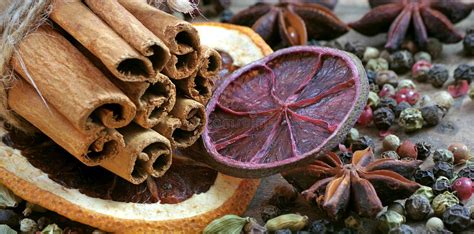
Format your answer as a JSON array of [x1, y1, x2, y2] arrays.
[[442, 204, 470, 232], [414, 185, 435, 202], [389, 50, 414, 73], [405, 195, 433, 221], [414, 51, 432, 63], [373, 107, 395, 130], [432, 176, 451, 195], [367, 91, 379, 107], [396, 79, 416, 91], [20, 218, 38, 233], [425, 217, 444, 232], [394, 101, 411, 118], [453, 64, 474, 84], [432, 91, 454, 110], [345, 128, 359, 145], [420, 105, 444, 126], [383, 134, 400, 151], [366, 58, 389, 72], [415, 141, 432, 160], [381, 151, 400, 160], [426, 38, 443, 59], [363, 47, 380, 62], [463, 29, 474, 55], [433, 149, 454, 164], [432, 191, 459, 216], [428, 64, 449, 88], [369, 83, 380, 93], [377, 210, 406, 233], [399, 108, 424, 132]]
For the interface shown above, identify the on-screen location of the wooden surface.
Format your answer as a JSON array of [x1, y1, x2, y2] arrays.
[[223, 0, 474, 231]]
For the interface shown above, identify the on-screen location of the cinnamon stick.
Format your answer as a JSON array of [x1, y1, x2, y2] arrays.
[[50, 0, 155, 82], [84, 0, 171, 72], [10, 26, 136, 133], [112, 74, 176, 129], [101, 124, 172, 184], [118, 0, 201, 79], [154, 98, 205, 148], [198, 46, 222, 79], [174, 71, 213, 105], [8, 79, 124, 166]]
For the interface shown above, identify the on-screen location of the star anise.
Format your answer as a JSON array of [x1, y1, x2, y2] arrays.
[[283, 148, 422, 220], [230, 0, 348, 49], [349, 0, 473, 51]]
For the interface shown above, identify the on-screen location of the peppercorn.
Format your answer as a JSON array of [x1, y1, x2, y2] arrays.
[[388, 201, 406, 216], [395, 88, 420, 105], [377, 97, 397, 110], [375, 70, 398, 87], [393, 101, 411, 118], [414, 51, 432, 63], [339, 152, 353, 164], [297, 231, 310, 234], [399, 108, 424, 132], [458, 164, 474, 181], [383, 134, 400, 151], [433, 149, 454, 164], [415, 142, 432, 160], [379, 84, 396, 98], [220, 9, 234, 23], [470, 85, 474, 99], [419, 105, 444, 127], [275, 229, 292, 234], [379, 50, 391, 61], [308, 219, 334, 233], [366, 58, 389, 72], [363, 47, 380, 63], [367, 91, 379, 107], [427, 64, 449, 88], [453, 64, 474, 84], [432, 191, 459, 216], [324, 40, 343, 50], [414, 168, 436, 186], [369, 83, 380, 93], [414, 186, 435, 202], [411, 60, 432, 82], [396, 79, 416, 91], [20, 218, 38, 233], [381, 151, 400, 160], [366, 70, 376, 84], [388, 224, 414, 234], [425, 217, 444, 232], [432, 176, 451, 195], [0, 209, 19, 227], [377, 210, 406, 233], [463, 29, 474, 55], [345, 128, 359, 146], [433, 162, 454, 179], [397, 140, 418, 159], [405, 195, 433, 221], [269, 186, 298, 210], [432, 91, 454, 110], [335, 228, 356, 234], [261, 205, 281, 222], [344, 41, 365, 59], [442, 204, 470, 232], [351, 136, 375, 151], [448, 143, 472, 165], [36, 217, 51, 230], [306, 39, 321, 46], [426, 38, 443, 59], [373, 107, 395, 130], [389, 50, 414, 73]]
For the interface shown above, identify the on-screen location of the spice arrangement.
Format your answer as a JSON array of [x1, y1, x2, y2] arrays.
[[1, 0, 474, 233]]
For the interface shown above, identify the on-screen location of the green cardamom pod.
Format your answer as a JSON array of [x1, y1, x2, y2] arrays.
[[203, 214, 250, 234], [265, 213, 308, 232], [41, 224, 63, 234], [0, 225, 17, 234], [0, 184, 22, 208]]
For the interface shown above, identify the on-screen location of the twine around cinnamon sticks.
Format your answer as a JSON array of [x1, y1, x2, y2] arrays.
[[0, 0, 221, 184]]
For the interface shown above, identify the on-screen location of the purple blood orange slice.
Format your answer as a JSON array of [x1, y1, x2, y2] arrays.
[[202, 46, 369, 178]]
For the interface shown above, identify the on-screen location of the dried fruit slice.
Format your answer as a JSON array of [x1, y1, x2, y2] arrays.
[[202, 46, 369, 177]]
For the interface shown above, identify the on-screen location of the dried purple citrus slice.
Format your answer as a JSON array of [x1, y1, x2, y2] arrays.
[[201, 46, 369, 178]]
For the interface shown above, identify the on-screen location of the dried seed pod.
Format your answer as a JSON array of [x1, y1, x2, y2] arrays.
[[204, 214, 249, 233], [389, 50, 414, 74], [41, 224, 63, 233], [415, 142, 432, 160], [442, 205, 470, 232], [383, 134, 400, 151], [433, 149, 454, 164], [265, 214, 308, 232], [377, 210, 406, 233], [432, 191, 459, 216]]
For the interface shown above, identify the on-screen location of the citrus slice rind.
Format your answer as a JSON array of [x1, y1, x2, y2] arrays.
[[202, 46, 369, 178]]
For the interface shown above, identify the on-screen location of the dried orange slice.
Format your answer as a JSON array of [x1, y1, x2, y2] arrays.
[[0, 22, 271, 232]]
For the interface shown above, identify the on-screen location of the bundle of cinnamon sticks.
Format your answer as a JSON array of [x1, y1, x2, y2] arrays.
[[7, 0, 220, 184]]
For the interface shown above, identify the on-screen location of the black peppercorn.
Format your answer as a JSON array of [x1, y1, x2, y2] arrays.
[[344, 41, 365, 59], [405, 195, 433, 221], [420, 105, 445, 126], [275, 229, 293, 234], [377, 97, 397, 110], [414, 168, 436, 186], [351, 136, 375, 151], [308, 219, 334, 234], [463, 29, 474, 56], [367, 70, 376, 84], [433, 162, 454, 179], [415, 142, 432, 160], [442, 204, 470, 232], [261, 205, 281, 222], [339, 152, 353, 164], [432, 177, 451, 195], [453, 64, 474, 84], [394, 101, 411, 118], [427, 64, 449, 88], [389, 50, 414, 73], [458, 165, 474, 181], [373, 107, 395, 130], [388, 224, 415, 234]]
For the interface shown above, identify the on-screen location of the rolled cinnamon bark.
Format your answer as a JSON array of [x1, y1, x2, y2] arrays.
[[174, 71, 213, 105], [84, 0, 171, 72], [50, 0, 155, 82], [118, 0, 201, 79], [198, 46, 222, 78], [113, 74, 176, 129], [10, 26, 136, 133], [101, 124, 172, 184], [8, 79, 124, 166]]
